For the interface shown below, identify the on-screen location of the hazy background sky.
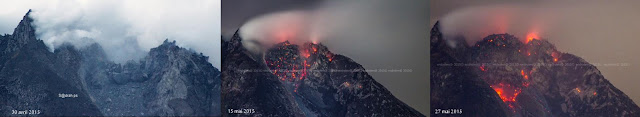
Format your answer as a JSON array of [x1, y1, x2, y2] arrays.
[[431, 0, 640, 104], [223, 0, 429, 114], [0, 0, 222, 68]]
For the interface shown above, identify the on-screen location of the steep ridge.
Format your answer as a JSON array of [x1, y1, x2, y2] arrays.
[[221, 31, 304, 116], [0, 10, 102, 116]]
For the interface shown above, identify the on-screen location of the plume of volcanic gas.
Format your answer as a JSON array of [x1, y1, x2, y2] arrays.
[[439, 4, 557, 46], [239, 11, 318, 55]]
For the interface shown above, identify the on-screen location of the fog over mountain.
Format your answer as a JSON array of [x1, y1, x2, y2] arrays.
[[1, 10, 221, 116], [0, 0, 221, 68]]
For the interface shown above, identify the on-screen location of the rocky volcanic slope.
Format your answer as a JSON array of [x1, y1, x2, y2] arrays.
[[0, 10, 221, 116], [0, 10, 102, 116], [221, 30, 424, 116], [430, 21, 640, 117], [80, 40, 221, 116]]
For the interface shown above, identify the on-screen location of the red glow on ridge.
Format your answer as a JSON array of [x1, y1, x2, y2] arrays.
[[525, 32, 539, 44]]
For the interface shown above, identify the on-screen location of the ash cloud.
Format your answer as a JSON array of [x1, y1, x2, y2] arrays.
[[0, 0, 221, 68]]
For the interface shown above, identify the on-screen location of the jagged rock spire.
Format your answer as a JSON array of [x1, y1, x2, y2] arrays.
[[13, 9, 36, 42], [2, 9, 42, 53]]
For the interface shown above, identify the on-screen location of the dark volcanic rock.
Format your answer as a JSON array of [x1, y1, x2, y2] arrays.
[[221, 30, 304, 117], [430, 21, 640, 117], [430, 21, 509, 117], [0, 10, 221, 116], [80, 40, 221, 116], [0, 10, 102, 116], [221, 30, 425, 116]]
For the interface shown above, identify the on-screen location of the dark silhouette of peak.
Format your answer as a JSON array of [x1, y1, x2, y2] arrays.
[[0, 10, 49, 55], [147, 39, 210, 66], [12, 9, 37, 44], [0, 10, 103, 116], [161, 39, 177, 46]]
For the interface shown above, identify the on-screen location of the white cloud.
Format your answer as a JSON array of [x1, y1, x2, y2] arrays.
[[0, 0, 221, 68]]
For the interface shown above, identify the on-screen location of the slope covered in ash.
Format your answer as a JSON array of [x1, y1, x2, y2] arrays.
[[221, 30, 424, 116], [0, 10, 102, 116], [430, 21, 640, 117], [0, 10, 221, 116]]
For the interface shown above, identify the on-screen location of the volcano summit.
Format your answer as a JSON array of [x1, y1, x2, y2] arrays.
[[221, 30, 425, 116], [430, 21, 640, 116]]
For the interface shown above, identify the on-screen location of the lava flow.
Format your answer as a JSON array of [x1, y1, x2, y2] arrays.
[[265, 41, 307, 82], [265, 41, 334, 92], [491, 83, 521, 102], [490, 82, 522, 109]]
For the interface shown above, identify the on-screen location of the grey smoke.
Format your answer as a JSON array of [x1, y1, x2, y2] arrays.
[[438, 3, 562, 45], [0, 0, 221, 68], [239, 10, 314, 56]]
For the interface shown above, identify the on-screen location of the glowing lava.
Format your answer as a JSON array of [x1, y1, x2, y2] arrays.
[[551, 52, 560, 62], [521, 70, 529, 80], [265, 41, 308, 83], [265, 41, 335, 93], [490, 83, 521, 103], [326, 53, 334, 62], [525, 32, 539, 44]]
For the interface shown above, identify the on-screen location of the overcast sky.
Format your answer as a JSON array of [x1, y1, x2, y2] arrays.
[[0, 0, 221, 68], [223, 0, 429, 114], [431, 0, 640, 104]]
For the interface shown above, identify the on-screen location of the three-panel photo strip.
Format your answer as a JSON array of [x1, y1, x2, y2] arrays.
[[1, 0, 639, 117]]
